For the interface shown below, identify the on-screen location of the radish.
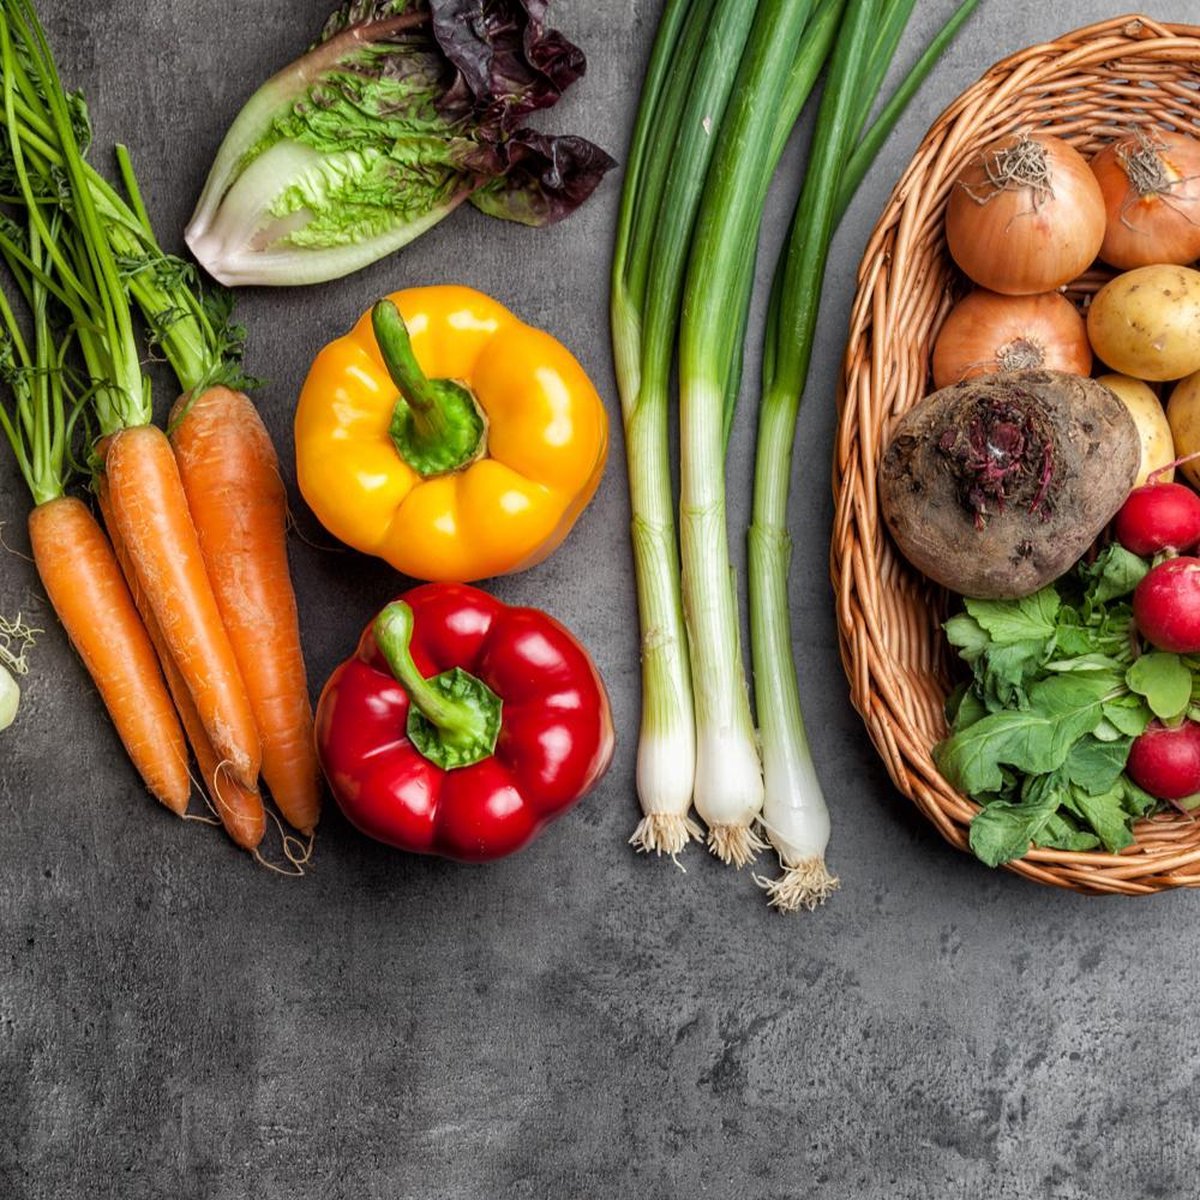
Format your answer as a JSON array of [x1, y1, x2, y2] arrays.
[[1133, 557, 1200, 652], [1127, 720, 1200, 800], [1114, 481, 1200, 556]]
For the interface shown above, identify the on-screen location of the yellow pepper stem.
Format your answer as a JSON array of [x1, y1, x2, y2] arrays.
[[372, 299, 486, 478]]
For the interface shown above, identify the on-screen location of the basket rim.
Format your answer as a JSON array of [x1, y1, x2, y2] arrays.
[[830, 13, 1200, 893]]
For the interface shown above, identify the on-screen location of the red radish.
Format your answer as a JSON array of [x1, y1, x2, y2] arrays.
[[1115, 481, 1200, 556], [1133, 557, 1200, 652], [1127, 720, 1200, 800]]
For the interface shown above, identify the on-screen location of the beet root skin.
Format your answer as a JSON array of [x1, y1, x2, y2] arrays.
[[879, 369, 1140, 598]]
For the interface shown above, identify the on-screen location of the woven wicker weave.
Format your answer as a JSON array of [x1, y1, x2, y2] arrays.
[[832, 15, 1200, 894]]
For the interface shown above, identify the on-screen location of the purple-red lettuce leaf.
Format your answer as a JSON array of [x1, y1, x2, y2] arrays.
[[469, 130, 616, 226]]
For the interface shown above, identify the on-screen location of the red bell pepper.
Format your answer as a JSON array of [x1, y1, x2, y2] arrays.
[[316, 583, 615, 861]]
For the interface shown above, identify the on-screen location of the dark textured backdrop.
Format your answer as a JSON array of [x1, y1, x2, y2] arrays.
[[2, 3, 1199, 1197]]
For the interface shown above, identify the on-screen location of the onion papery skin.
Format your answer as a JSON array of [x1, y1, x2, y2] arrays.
[[945, 133, 1105, 295], [1091, 130, 1200, 270], [931, 288, 1091, 389]]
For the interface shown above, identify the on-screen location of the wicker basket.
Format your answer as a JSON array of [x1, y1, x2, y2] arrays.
[[832, 15, 1200, 894]]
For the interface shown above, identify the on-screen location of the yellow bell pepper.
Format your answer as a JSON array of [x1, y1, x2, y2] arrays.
[[295, 286, 608, 582]]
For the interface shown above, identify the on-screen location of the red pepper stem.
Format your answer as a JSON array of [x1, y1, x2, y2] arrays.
[[373, 602, 502, 770]]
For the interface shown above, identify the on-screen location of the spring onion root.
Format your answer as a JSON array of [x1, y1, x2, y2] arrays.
[[630, 812, 705, 859]]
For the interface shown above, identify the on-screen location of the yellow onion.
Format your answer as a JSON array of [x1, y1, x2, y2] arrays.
[[945, 133, 1105, 294], [931, 288, 1091, 389], [1091, 129, 1200, 270]]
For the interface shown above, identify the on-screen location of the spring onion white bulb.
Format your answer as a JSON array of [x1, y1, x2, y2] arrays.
[[754, 705, 837, 911]]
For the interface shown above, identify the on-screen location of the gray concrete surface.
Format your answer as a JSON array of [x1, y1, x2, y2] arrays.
[[2, 2, 1199, 1197]]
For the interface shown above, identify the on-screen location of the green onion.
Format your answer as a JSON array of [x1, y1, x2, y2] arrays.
[[612, 0, 746, 858], [679, 0, 847, 866], [750, 0, 979, 909]]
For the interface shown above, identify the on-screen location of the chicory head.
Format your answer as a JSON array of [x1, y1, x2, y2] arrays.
[[186, 0, 614, 287]]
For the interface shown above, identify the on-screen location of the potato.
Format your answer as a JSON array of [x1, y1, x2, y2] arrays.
[[1087, 264, 1200, 382], [880, 370, 1140, 598], [1096, 374, 1174, 487], [1167, 370, 1200, 490]]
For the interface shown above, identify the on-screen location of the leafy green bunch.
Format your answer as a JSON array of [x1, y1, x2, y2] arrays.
[[934, 545, 1199, 867]]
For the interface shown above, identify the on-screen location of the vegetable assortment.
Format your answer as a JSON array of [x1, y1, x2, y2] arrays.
[[21, 0, 1186, 895], [612, 0, 978, 907], [878, 103, 1200, 870], [0, 0, 618, 869], [0, 0, 316, 855]]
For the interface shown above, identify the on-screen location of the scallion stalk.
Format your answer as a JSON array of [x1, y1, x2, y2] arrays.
[[679, 0, 841, 866], [612, 0, 751, 858], [750, 0, 979, 909]]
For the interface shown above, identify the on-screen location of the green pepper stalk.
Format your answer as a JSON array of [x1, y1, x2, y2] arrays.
[[372, 602, 502, 771], [372, 300, 487, 479]]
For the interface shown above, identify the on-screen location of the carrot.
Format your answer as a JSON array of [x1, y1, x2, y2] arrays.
[[170, 387, 321, 835], [27, 496, 190, 815], [96, 469, 266, 851], [104, 423, 262, 790]]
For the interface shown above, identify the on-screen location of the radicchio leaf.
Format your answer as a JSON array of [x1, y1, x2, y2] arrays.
[[469, 129, 616, 226], [431, 0, 585, 129]]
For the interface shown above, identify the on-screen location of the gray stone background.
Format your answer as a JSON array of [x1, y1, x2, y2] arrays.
[[2, 2, 1198, 1197]]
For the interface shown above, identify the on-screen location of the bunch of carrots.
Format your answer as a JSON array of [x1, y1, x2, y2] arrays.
[[0, 0, 318, 857]]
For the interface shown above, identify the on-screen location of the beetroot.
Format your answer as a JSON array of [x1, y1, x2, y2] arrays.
[[1133, 557, 1200, 653], [1127, 720, 1200, 801], [1114, 481, 1200, 557], [879, 370, 1139, 598]]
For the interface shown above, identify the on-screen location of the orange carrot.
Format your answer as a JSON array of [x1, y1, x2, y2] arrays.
[[170, 387, 321, 835], [104, 423, 261, 790], [97, 471, 266, 852], [27, 496, 190, 814]]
